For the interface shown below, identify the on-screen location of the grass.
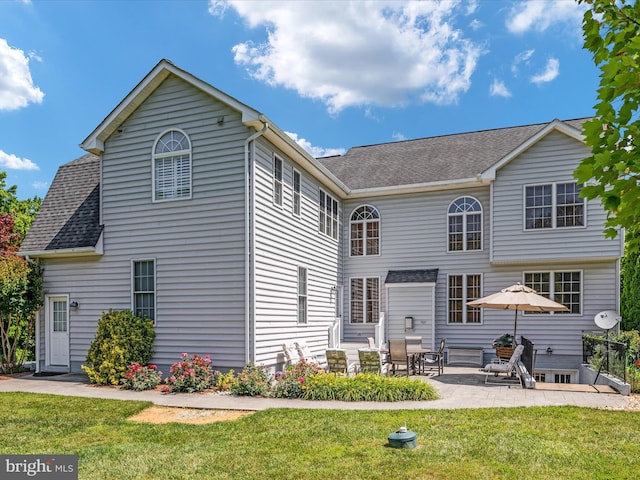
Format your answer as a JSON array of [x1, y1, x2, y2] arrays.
[[0, 392, 639, 479]]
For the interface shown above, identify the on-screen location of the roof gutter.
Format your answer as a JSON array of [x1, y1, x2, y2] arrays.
[[17, 246, 100, 258], [244, 116, 269, 365], [346, 176, 489, 199]]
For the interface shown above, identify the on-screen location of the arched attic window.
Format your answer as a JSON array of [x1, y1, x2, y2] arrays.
[[350, 205, 380, 256], [448, 197, 482, 251], [152, 129, 192, 201]]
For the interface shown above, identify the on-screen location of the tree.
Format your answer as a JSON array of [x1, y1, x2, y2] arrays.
[[621, 245, 640, 330], [0, 172, 44, 372], [574, 0, 640, 253]]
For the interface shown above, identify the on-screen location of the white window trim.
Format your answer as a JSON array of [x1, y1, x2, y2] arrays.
[[522, 182, 587, 231], [349, 276, 380, 324], [131, 258, 157, 324], [319, 189, 339, 241], [273, 154, 284, 207], [522, 269, 583, 315], [446, 196, 483, 253], [152, 128, 192, 203], [446, 273, 483, 325], [297, 265, 308, 324], [292, 168, 301, 217], [349, 204, 381, 257]]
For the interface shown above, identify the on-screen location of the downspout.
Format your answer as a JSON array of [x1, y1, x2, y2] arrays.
[[244, 116, 269, 364]]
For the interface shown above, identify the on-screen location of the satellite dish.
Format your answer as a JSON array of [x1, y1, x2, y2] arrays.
[[594, 310, 621, 330]]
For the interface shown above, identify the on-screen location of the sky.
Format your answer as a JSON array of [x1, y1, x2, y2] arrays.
[[0, 0, 598, 200]]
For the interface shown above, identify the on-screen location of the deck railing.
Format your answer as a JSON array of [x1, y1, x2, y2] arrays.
[[582, 334, 627, 383], [374, 312, 385, 349]]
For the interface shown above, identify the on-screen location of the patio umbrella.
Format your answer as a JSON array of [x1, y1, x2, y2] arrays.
[[466, 283, 569, 346]]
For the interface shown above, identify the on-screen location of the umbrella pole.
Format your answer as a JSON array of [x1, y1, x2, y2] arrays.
[[513, 309, 518, 347]]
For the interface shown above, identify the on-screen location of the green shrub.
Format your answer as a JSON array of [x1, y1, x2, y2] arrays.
[[164, 353, 215, 393], [273, 359, 323, 398], [229, 362, 272, 397], [213, 369, 236, 391], [81, 310, 155, 385], [301, 372, 439, 402]]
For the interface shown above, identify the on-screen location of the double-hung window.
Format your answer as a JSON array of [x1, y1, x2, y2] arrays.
[[350, 205, 380, 256], [273, 156, 283, 206], [447, 274, 481, 324], [298, 266, 308, 324], [153, 130, 191, 201], [448, 197, 482, 251], [525, 182, 584, 230], [524, 271, 581, 314], [293, 169, 301, 216], [350, 277, 379, 323], [133, 259, 155, 322], [319, 189, 339, 240]]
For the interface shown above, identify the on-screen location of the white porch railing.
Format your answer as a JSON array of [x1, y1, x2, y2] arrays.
[[328, 318, 340, 348], [375, 312, 385, 349]]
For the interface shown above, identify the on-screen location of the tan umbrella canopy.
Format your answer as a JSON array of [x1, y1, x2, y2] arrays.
[[466, 283, 569, 346]]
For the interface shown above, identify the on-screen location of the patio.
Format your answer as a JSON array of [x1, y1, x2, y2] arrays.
[[0, 366, 631, 411]]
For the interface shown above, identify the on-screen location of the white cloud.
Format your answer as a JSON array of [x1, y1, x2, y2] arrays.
[[506, 0, 584, 35], [392, 132, 407, 142], [0, 38, 44, 111], [285, 131, 346, 158], [511, 49, 535, 75], [490, 78, 511, 98], [0, 150, 39, 171], [531, 58, 559, 84], [213, 0, 483, 113]]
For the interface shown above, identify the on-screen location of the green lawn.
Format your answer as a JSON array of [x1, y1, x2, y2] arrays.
[[0, 392, 638, 479]]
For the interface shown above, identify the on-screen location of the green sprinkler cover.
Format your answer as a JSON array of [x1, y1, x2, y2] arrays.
[[387, 429, 417, 449]]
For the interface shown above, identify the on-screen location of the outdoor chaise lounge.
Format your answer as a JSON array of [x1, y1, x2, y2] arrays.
[[357, 348, 385, 374], [325, 349, 356, 374], [483, 344, 525, 385]]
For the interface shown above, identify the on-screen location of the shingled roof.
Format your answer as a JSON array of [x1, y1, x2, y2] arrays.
[[318, 118, 588, 191], [385, 269, 439, 284], [20, 154, 102, 255]]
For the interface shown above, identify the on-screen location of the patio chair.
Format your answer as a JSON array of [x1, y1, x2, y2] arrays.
[[367, 337, 376, 348], [358, 348, 385, 374], [282, 343, 301, 366], [483, 344, 525, 385], [421, 338, 446, 376], [295, 342, 327, 368], [325, 349, 355, 374], [388, 339, 413, 376]]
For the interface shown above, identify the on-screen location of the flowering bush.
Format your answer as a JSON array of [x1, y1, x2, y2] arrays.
[[273, 359, 323, 398], [164, 353, 214, 393], [120, 362, 162, 391], [229, 362, 272, 397]]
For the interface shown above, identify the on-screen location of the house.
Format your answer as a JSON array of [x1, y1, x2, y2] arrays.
[[20, 60, 623, 383]]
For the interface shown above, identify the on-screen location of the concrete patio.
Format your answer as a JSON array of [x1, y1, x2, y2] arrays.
[[0, 366, 635, 411]]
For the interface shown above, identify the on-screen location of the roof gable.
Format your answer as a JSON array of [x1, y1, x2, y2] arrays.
[[81, 59, 263, 155]]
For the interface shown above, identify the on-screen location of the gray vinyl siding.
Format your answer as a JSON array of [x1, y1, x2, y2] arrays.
[[41, 75, 252, 372], [386, 285, 434, 347], [341, 182, 618, 369], [252, 138, 341, 368], [492, 131, 623, 263], [341, 187, 491, 347]]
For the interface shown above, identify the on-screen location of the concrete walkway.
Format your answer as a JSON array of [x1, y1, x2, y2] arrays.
[[0, 367, 633, 411]]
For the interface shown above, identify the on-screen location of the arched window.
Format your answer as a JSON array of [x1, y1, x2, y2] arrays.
[[448, 197, 482, 251], [350, 205, 380, 256], [152, 129, 192, 201]]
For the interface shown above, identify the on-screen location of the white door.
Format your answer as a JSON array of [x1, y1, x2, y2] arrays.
[[47, 296, 69, 367]]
